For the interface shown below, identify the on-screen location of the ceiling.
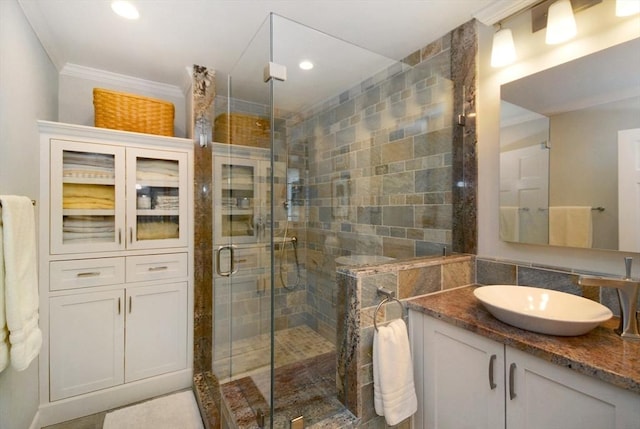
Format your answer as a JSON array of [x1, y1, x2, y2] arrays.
[[18, 0, 518, 111]]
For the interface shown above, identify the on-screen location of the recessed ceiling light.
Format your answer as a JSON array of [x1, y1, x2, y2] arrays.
[[111, 1, 139, 20], [299, 60, 314, 71]]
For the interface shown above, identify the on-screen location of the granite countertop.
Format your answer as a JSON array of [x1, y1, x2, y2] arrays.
[[407, 286, 640, 394]]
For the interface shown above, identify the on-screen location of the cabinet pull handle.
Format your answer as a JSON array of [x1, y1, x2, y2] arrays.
[[148, 266, 168, 272], [118, 297, 121, 315], [76, 271, 100, 278], [129, 227, 133, 244], [234, 259, 247, 263], [509, 362, 517, 400], [129, 296, 132, 313], [488, 354, 497, 390], [118, 229, 122, 245]]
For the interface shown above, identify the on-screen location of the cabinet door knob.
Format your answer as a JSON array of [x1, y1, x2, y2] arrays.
[[509, 362, 517, 400], [488, 354, 497, 390]]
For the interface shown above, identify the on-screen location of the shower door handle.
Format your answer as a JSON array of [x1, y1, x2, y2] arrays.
[[216, 245, 239, 277]]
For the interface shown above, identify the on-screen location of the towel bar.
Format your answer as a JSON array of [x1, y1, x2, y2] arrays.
[[373, 287, 405, 332], [0, 199, 36, 207]]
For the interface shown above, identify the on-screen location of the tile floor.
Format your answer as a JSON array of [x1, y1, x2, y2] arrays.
[[43, 326, 335, 429]]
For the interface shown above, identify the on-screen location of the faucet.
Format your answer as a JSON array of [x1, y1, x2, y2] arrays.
[[578, 257, 640, 340]]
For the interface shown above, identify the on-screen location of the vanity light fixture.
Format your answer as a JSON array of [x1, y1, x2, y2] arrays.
[[299, 60, 314, 71], [616, 0, 640, 16], [111, 1, 140, 20], [545, 0, 577, 44], [491, 26, 517, 68]]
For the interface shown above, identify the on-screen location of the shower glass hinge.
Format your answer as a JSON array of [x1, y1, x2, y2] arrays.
[[264, 62, 287, 82], [457, 114, 466, 126]]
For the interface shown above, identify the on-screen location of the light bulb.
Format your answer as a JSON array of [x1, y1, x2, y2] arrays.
[[546, 0, 577, 45], [491, 28, 516, 68], [616, 0, 640, 16]]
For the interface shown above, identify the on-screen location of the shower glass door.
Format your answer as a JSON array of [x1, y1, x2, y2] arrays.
[[216, 11, 452, 428]]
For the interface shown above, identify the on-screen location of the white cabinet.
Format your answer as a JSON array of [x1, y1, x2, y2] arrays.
[[49, 282, 187, 400], [50, 139, 188, 254], [39, 122, 193, 425], [49, 289, 125, 400], [506, 347, 640, 429], [124, 282, 187, 382], [213, 155, 263, 245], [410, 311, 640, 429]]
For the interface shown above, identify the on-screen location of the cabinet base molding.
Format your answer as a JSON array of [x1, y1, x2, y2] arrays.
[[38, 368, 193, 427]]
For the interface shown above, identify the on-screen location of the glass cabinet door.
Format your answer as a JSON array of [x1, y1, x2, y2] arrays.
[[126, 148, 188, 250], [214, 157, 260, 244], [50, 140, 126, 254]]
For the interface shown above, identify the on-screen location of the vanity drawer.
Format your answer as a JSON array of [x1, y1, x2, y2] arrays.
[[50, 258, 125, 291], [126, 253, 188, 283]]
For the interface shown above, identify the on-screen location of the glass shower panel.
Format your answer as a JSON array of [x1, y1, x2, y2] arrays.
[[212, 13, 274, 427], [215, 11, 454, 428]]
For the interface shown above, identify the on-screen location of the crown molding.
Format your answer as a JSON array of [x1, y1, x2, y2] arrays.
[[472, 0, 540, 26], [60, 63, 184, 99]]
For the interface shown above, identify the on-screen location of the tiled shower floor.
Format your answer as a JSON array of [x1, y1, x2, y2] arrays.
[[214, 325, 335, 383], [217, 325, 357, 428]]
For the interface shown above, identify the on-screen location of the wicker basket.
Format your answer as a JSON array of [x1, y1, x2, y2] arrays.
[[93, 88, 175, 136], [214, 113, 270, 148]]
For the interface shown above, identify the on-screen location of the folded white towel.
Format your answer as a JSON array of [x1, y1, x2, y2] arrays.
[[0, 196, 42, 372], [373, 318, 418, 426]]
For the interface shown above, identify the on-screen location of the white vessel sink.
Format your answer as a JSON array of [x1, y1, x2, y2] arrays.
[[474, 285, 613, 336]]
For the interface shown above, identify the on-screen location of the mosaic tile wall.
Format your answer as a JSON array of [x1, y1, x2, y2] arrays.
[[336, 254, 476, 427]]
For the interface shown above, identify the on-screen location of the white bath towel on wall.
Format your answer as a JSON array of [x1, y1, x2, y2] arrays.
[[0, 217, 9, 372], [0, 195, 42, 372], [373, 318, 418, 426]]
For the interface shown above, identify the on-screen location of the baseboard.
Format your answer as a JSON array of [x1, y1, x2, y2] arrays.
[[29, 410, 41, 429], [38, 368, 193, 427]]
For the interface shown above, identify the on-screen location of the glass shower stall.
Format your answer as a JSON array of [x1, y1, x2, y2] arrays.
[[210, 13, 453, 428]]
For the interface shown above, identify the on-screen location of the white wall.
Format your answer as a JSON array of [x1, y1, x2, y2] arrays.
[[477, 0, 640, 276], [58, 65, 188, 138], [0, 1, 58, 428]]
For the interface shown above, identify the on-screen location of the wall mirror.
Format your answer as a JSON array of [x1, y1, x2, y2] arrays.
[[499, 37, 640, 252]]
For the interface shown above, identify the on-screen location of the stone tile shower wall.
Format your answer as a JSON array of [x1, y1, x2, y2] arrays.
[[289, 32, 459, 346], [336, 254, 476, 427]]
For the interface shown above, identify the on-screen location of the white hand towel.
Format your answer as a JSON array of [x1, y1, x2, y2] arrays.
[[0, 196, 42, 371], [0, 216, 8, 372], [373, 318, 418, 426]]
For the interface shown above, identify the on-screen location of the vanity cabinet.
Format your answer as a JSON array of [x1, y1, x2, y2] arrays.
[[38, 121, 194, 426], [410, 311, 640, 429]]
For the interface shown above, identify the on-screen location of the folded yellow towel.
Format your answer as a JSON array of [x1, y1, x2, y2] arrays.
[[63, 183, 115, 200]]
